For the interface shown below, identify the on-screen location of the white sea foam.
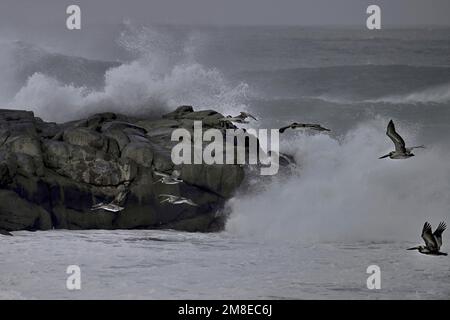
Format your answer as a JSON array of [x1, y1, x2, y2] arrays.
[[4, 24, 249, 122], [227, 118, 450, 242], [367, 83, 450, 104]]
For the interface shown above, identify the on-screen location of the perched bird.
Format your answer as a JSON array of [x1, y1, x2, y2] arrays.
[[279, 122, 330, 133], [154, 170, 183, 185], [408, 222, 447, 256], [379, 120, 424, 159], [219, 112, 258, 124], [158, 194, 198, 207]]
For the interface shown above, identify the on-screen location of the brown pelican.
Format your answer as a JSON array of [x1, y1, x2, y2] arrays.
[[153, 170, 183, 185], [408, 222, 447, 256], [219, 112, 258, 124], [279, 122, 330, 133], [379, 120, 424, 159], [91, 182, 130, 212], [158, 194, 198, 207], [91, 202, 124, 212]]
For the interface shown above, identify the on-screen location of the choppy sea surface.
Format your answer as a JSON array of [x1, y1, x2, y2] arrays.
[[1, 230, 449, 299]]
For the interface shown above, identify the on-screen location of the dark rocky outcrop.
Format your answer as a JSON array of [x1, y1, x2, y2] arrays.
[[0, 229, 13, 236], [0, 106, 249, 232]]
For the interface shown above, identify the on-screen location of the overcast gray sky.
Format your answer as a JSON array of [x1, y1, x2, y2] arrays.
[[0, 0, 449, 27]]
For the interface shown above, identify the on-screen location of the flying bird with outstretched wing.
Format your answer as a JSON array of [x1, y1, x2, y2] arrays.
[[279, 122, 330, 133], [408, 221, 447, 256], [379, 120, 424, 159]]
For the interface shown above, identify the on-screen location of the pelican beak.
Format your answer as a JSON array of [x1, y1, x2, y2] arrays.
[[407, 247, 419, 250]]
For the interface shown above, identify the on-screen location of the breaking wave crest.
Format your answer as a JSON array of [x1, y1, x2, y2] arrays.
[[2, 23, 249, 122], [367, 83, 450, 104]]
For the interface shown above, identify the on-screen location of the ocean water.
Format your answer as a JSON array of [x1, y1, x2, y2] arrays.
[[1, 26, 450, 299], [1, 230, 449, 299]]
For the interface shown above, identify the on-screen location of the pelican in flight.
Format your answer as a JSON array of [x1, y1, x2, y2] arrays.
[[154, 170, 183, 185], [91, 182, 130, 213], [238, 112, 258, 121], [379, 120, 424, 159], [158, 194, 198, 207], [279, 122, 330, 133], [91, 202, 124, 213], [408, 222, 447, 256], [219, 112, 258, 124]]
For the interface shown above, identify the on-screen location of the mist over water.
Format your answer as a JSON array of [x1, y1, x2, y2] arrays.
[[227, 118, 450, 242]]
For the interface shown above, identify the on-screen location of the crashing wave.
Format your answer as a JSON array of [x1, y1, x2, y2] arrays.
[[1, 24, 249, 122], [366, 83, 450, 104]]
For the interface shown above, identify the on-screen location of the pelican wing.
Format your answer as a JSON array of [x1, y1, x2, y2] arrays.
[[91, 203, 105, 210], [422, 222, 438, 250], [158, 194, 178, 201], [306, 124, 331, 132], [241, 112, 258, 121], [161, 177, 182, 185], [222, 117, 248, 123], [433, 221, 447, 250], [104, 204, 124, 212], [154, 171, 170, 178], [186, 200, 198, 207], [91, 203, 123, 212], [179, 198, 198, 206], [386, 120, 406, 153]]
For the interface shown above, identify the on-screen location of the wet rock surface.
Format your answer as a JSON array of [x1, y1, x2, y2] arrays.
[[0, 106, 247, 232]]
